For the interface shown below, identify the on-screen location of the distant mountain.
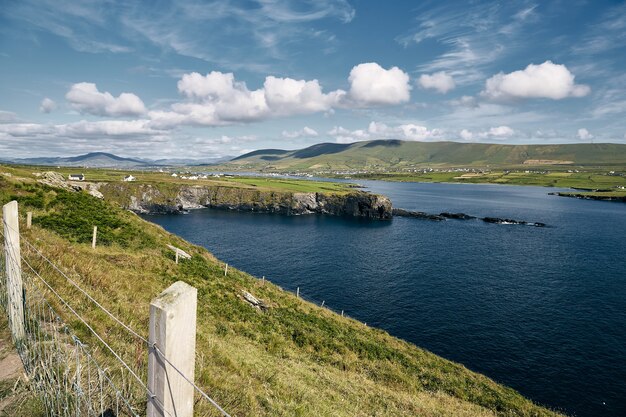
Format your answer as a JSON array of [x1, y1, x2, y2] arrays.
[[229, 140, 626, 170], [1, 152, 233, 168]]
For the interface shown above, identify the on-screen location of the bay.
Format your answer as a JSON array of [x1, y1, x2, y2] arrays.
[[143, 181, 626, 417]]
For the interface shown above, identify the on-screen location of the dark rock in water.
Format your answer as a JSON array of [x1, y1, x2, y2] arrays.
[[392, 208, 445, 221], [482, 217, 546, 227], [482, 217, 526, 225], [440, 212, 476, 220]]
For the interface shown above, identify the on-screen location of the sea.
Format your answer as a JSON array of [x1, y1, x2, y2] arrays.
[[143, 180, 626, 417]]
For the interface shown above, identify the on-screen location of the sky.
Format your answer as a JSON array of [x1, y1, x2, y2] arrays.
[[1, 0, 625, 159]]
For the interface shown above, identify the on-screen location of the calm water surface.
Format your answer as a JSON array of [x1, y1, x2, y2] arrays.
[[144, 181, 626, 417]]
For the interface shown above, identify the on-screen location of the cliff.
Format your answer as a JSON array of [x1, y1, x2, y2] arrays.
[[97, 182, 393, 220]]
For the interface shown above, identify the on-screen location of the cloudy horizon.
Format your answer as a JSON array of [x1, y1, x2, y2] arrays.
[[1, 0, 625, 159]]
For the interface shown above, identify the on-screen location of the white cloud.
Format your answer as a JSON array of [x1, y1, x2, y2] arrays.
[[482, 61, 590, 100], [39, 98, 57, 113], [347, 63, 411, 106], [577, 128, 593, 140], [488, 125, 515, 137], [170, 71, 347, 126], [66, 82, 147, 117], [282, 126, 319, 139], [418, 71, 456, 93], [0, 119, 162, 139], [458, 125, 515, 141], [264, 76, 345, 115], [155, 63, 408, 127], [329, 121, 443, 143], [459, 129, 474, 141]]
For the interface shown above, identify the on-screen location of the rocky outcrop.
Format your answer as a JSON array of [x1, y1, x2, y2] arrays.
[[98, 183, 393, 220], [550, 191, 626, 202], [35, 171, 104, 198], [392, 208, 445, 221], [393, 208, 546, 227]]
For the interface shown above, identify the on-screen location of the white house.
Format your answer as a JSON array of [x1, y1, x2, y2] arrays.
[[68, 174, 85, 181], [123, 175, 136, 182]]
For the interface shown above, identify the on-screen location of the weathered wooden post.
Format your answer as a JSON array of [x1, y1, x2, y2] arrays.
[[3, 201, 25, 340], [341, 310, 344, 317], [175, 250, 179, 265], [261, 276, 265, 285], [296, 287, 300, 298], [224, 263, 228, 276], [147, 281, 197, 417], [26, 212, 32, 229], [321, 300, 325, 307], [92, 226, 97, 249]]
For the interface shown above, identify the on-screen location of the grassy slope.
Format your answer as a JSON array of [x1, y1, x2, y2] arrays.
[[227, 141, 626, 170], [0, 170, 565, 416]]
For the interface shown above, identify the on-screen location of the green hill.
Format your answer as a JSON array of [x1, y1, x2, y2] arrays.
[[0, 167, 565, 416], [228, 140, 626, 170]]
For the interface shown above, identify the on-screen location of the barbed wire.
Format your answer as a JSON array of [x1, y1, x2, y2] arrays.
[[1, 217, 232, 416]]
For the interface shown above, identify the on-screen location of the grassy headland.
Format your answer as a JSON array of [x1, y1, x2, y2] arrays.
[[0, 167, 565, 416]]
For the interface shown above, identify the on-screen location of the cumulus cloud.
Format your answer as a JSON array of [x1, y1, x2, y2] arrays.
[[282, 126, 319, 139], [482, 61, 590, 100], [347, 63, 411, 106], [39, 98, 57, 113], [155, 63, 410, 127], [66, 83, 147, 117], [458, 126, 515, 141], [329, 121, 442, 143], [577, 128, 593, 140], [161, 71, 348, 126], [418, 71, 456, 94]]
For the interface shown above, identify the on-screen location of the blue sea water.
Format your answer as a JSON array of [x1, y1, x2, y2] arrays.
[[143, 181, 626, 417]]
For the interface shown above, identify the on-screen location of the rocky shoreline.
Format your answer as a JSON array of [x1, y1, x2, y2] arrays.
[[392, 208, 546, 227], [98, 182, 393, 220], [549, 192, 626, 202]]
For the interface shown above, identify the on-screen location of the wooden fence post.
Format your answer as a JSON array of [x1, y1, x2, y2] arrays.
[[147, 281, 197, 417], [92, 226, 97, 249], [296, 287, 299, 298], [26, 212, 32, 229], [224, 263, 228, 276], [3, 201, 25, 340]]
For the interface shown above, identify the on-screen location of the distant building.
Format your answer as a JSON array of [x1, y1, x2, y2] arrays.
[[123, 175, 136, 182], [68, 174, 85, 181]]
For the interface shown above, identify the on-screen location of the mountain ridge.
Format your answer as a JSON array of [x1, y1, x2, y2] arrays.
[[228, 140, 626, 169], [1, 152, 233, 168]]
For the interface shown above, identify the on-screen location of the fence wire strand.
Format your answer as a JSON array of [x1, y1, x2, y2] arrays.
[[1, 214, 231, 417]]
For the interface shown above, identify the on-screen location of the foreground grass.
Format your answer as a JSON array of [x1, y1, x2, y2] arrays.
[[0, 170, 565, 416], [0, 315, 45, 417]]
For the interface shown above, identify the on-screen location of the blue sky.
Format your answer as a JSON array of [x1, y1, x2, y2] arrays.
[[1, 0, 625, 159]]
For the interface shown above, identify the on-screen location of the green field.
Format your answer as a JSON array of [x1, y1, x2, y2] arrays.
[[343, 169, 626, 193], [0, 164, 354, 194], [0, 167, 564, 416]]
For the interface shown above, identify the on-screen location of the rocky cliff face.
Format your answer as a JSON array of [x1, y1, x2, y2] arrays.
[[98, 183, 393, 220]]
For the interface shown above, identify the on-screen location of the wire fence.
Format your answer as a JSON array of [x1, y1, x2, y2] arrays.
[[1, 206, 231, 417]]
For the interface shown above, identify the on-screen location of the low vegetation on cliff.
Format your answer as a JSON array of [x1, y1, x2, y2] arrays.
[[0, 166, 564, 416]]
